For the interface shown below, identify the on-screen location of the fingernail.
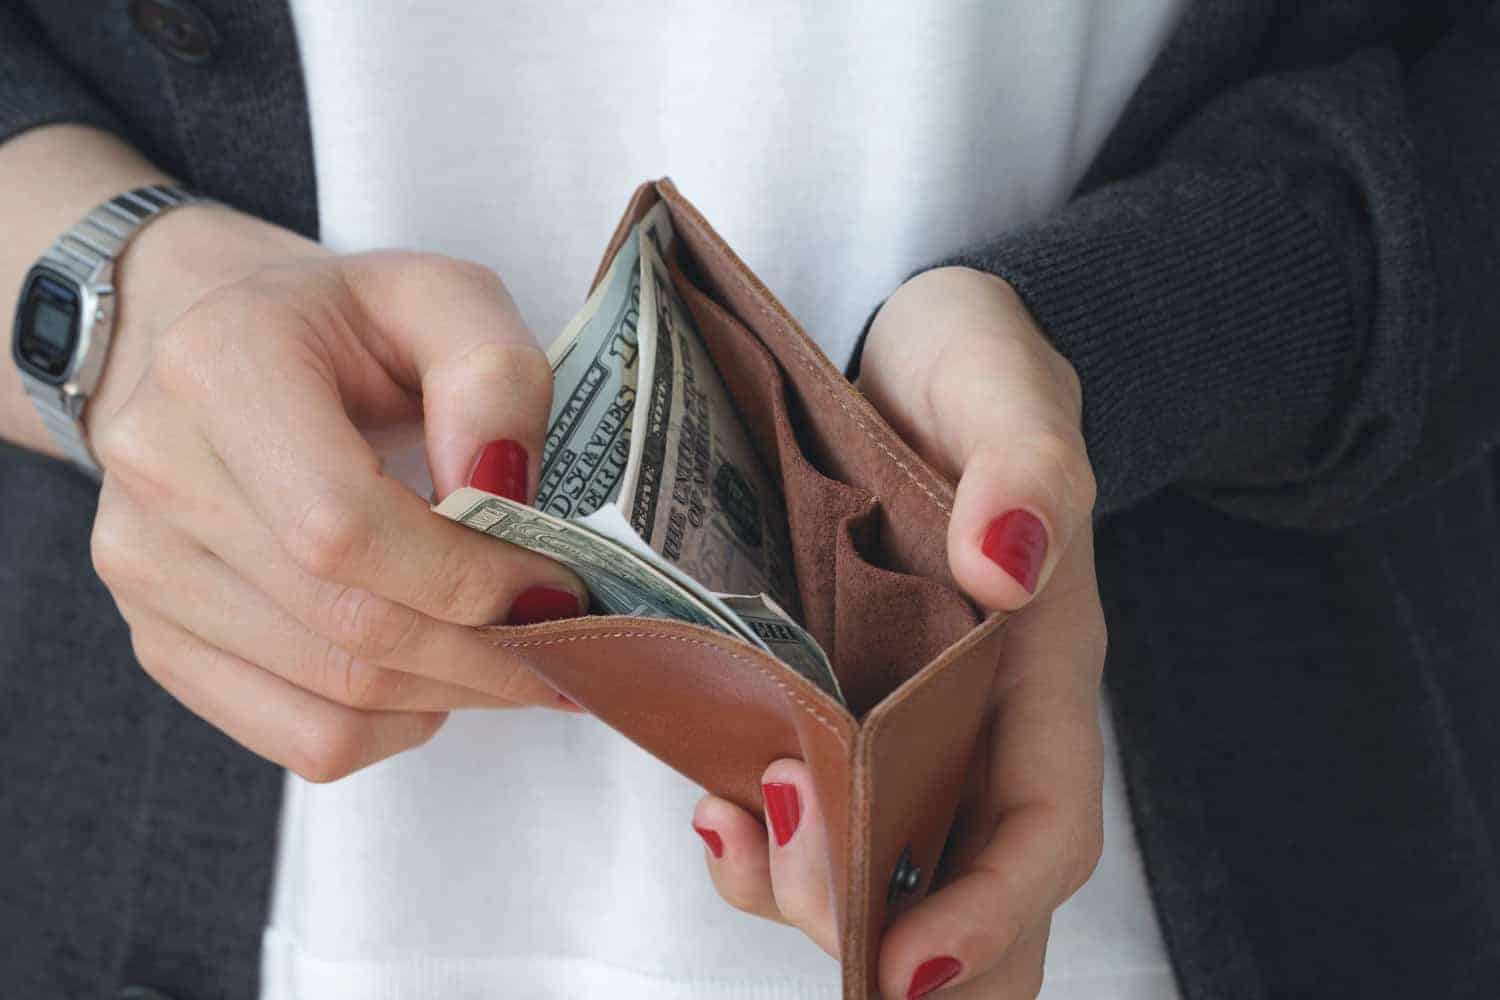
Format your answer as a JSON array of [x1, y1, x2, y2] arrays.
[[762, 781, 801, 847], [507, 586, 582, 625], [693, 823, 724, 858], [907, 956, 963, 999], [981, 510, 1047, 593], [469, 439, 529, 502], [554, 692, 586, 712]]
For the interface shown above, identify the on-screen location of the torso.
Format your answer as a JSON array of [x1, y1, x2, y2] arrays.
[[265, 3, 1186, 997]]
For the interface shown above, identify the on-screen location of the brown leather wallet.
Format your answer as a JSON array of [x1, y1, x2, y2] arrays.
[[477, 179, 1008, 999]]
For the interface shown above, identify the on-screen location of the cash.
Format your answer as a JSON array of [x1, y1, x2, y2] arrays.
[[434, 206, 843, 704]]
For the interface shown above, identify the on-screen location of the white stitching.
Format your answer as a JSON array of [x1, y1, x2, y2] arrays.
[[486, 629, 851, 749], [673, 203, 954, 516]]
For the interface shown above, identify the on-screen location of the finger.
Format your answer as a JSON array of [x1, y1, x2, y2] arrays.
[[145, 263, 583, 628], [336, 252, 555, 501], [879, 544, 1105, 997], [120, 602, 446, 782], [98, 482, 515, 712], [97, 386, 581, 708], [863, 267, 1096, 610], [932, 923, 1048, 1000], [761, 759, 840, 957], [878, 804, 1081, 999], [936, 325, 1096, 611], [692, 794, 782, 925]]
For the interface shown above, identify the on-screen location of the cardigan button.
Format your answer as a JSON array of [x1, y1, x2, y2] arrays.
[[118, 987, 178, 1000], [128, 0, 220, 65]]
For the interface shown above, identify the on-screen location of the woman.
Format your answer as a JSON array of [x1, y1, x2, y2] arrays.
[[2, 1, 1497, 998]]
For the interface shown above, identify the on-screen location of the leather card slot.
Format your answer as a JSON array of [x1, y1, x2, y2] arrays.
[[657, 183, 961, 595], [834, 516, 980, 718], [670, 260, 880, 656], [667, 257, 786, 487]]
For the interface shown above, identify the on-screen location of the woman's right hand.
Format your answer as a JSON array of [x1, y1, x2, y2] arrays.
[[85, 204, 587, 782]]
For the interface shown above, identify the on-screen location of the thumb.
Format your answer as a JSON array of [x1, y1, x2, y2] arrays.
[[947, 420, 1097, 612], [340, 252, 554, 502], [932, 334, 1096, 613], [863, 267, 1095, 614]]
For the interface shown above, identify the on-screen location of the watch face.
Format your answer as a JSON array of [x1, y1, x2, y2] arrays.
[[13, 268, 82, 385]]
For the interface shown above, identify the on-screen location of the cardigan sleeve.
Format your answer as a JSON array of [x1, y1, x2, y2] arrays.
[[880, 3, 1500, 530], [0, 3, 123, 145]]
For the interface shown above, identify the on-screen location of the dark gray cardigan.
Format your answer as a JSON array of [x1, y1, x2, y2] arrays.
[[3, 2, 1499, 998]]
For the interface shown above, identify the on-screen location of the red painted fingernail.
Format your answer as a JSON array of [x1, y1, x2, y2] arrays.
[[762, 782, 801, 847], [469, 439, 529, 502], [554, 692, 586, 712], [907, 956, 963, 999], [981, 510, 1047, 593], [693, 824, 724, 858], [507, 586, 581, 625]]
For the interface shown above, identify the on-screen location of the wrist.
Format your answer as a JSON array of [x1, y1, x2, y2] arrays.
[[86, 202, 325, 438]]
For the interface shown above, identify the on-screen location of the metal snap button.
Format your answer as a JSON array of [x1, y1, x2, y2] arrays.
[[128, 0, 220, 65], [888, 844, 923, 903]]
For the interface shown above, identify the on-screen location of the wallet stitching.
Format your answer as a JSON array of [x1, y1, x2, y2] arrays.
[[671, 203, 954, 517], [485, 630, 852, 750]]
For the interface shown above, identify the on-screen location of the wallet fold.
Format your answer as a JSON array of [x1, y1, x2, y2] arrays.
[[479, 180, 1007, 999]]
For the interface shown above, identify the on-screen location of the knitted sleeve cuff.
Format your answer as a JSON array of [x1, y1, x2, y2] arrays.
[[919, 163, 1362, 517]]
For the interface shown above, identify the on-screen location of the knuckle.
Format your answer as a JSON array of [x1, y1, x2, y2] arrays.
[[126, 628, 165, 680], [426, 253, 505, 294], [716, 878, 767, 916], [324, 585, 421, 662], [409, 712, 447, 750], [288, 717, 368, 784], [89, 514, 137, 590], [771, 885, 819, 930], [1082, 614, 1109, 666], [346, 660, 408, 710], [449, 339, 551, 402], [485, 660, 547, 705], [1067, 810, 1106, 897], [428, 547, 508, 626], [395, 252, 510, 306], [94, 408, 166, 488], [127, 624, 188, 688], [289, 491, 369, 580], [1024, 426, 1096, 516]]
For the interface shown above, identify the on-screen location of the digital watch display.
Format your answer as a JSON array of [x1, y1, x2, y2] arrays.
[[12, 267, 82, 384]]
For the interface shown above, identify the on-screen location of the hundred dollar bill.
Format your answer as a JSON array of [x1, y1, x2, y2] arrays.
[[434, 204, 844, 703], [434, 488, 845, 702], [539, 204, 797, 611], [537, 220, 644, 522], [434, 487, 749, 640], [719, 594, 845, 702]]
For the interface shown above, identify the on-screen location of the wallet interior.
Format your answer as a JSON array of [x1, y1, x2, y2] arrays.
[[654, 193, 981, 718]]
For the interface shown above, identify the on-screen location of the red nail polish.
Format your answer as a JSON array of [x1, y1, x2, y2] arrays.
[[554, 692, 586, 712], [693, 824, 724, 858], [907, 956, 963, 999], [507, 586, 581, 625], [981, 510, 1047, 593], [469, 439, 529, 502], [762, 782, 801, 847]]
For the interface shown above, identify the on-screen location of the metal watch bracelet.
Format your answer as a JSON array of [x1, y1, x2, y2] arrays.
[[17, 184, 213, 478]]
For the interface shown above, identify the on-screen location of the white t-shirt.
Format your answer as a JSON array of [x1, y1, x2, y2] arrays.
[[264, 4, 1186, 999]]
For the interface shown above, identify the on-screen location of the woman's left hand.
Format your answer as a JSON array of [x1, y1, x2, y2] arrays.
[[691, 267, 1108, 999]]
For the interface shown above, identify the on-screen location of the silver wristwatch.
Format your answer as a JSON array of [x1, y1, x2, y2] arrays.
[[11, 184, 212, 479]]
